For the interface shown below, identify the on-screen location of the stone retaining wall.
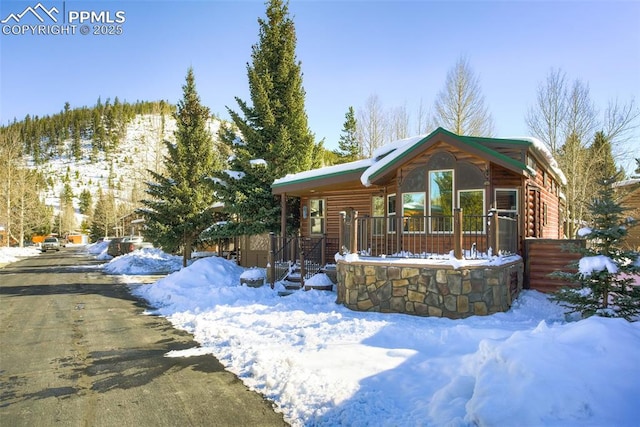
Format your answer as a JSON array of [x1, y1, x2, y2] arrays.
[[336, 259, 523, 319]]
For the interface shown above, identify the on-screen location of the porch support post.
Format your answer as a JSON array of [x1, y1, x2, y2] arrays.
[[489, 208, 499, 254], [396, 216, 402, 254], [280, 193, 287, 261], [339, 212, 345, 255], [321, 234, 326, 266], [299, 238, 305, 288], [268, 232, 276, 288], [454, 208, 463, 259], [350, 211, 358, 254]]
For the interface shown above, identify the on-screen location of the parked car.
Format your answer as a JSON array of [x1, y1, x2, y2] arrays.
[[120, 236, 153, 255], [107, 237, 124, 257], [106, 236, 152, 257], [41, 237, 60, 252]]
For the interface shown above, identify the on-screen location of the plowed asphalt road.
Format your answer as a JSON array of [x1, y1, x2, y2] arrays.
[[0, 246, 288, 427]]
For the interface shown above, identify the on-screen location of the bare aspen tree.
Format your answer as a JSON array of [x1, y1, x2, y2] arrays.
[[388, 104, 411, 141], [525, 68, 568, 155], [559, 132, 594, 237], [526, 69, 639, 236], [432, 56, 494, 136], [415, 98, 435, 135], [59, 203, 77, 236], [0, 128, 49, 246], [357, 94, 387, 157], [0, 129, 22, 246], [557, 80, 598, 237], [14, 168, 46, 246], [563, 79, 599, 144], [603, 98, 640, 166]]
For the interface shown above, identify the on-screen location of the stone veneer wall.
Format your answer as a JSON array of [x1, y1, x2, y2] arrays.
[[336, 259, 523, 319]]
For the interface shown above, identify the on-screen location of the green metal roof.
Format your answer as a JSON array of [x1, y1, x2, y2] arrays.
[[366, 127, 529, 183]]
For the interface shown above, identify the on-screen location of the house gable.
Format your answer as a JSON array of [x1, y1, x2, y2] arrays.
[[272, 128, 554, 197], [363, 128, 530, 186]]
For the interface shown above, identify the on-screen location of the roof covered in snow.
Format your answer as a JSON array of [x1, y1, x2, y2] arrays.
[[272, 127, 567, 194], [613, 178, 640, 188]]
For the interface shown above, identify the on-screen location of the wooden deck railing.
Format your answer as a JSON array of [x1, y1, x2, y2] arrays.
[[266, 209, 518, 287], [343, 208, 518, 259]]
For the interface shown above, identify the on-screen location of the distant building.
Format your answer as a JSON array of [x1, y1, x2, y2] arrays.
[[614, 178, 640, 251]]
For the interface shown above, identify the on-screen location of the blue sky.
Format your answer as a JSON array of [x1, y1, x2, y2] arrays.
[[1, 0, 639, 169]]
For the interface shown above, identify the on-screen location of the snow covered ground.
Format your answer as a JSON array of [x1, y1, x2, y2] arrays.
[[3, 244, 640, 426]]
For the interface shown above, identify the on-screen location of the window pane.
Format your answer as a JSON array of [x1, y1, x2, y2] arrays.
[[310, 199, 323, 217], [495, 190, 517, 211], [460, 190, 483, 216], [402, 192, 425, 233], [372, 196, 384, 235], [460, 190, 484, 232], [311, 218, 324, 234], [430, 170, 453, 232], [387, 195, 396, 214], [495, 189, 518, 218], [372, 196, 384, 216], [310, 199, 325, 234], [387, 194, 396, 233]]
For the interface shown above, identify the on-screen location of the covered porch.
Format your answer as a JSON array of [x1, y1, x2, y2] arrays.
[[267, 204, 520, 289]]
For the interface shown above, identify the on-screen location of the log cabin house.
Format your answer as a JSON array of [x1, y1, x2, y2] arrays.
[[269, 128, 568, 318], [272, 127, 566, 258]]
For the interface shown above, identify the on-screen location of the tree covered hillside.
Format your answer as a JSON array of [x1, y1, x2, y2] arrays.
[[1, 99, 225, 246]]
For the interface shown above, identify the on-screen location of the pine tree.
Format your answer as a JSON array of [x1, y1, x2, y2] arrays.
[[552, 175, 640, 320], [214, 0, 316, 237], [60, 182, 74, 206], [590, 131, 619, 183], [139, 68, 223, 267], [79, 189, 92, 214], [334, 106, 360, 163]]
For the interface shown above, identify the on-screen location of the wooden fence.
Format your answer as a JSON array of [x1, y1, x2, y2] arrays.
[[523, 239, 584, 292]]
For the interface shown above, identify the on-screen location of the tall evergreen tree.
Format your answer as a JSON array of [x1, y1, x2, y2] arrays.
[[334, 106, 360, 163], [139, 68, 222, 267], [552, 175, 640, 320], [79, 189, 93, 215], [214, 0, 316, 237], [590, 131, 619, 183], [60, 182, 74, 206]]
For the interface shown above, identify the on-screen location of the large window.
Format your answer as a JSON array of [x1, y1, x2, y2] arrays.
[[309, 199, 325, 235], [402, 192, 425, 233], [429, 170, 453, 232], [387, 194, 396, 234], [459, 189, 485, 232], [372, 196, 384, 236]]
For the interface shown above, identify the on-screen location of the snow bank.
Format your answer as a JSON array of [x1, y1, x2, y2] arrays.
[[0, 246, 41, 264], [103, 248, 182, 275], [133, 256, 276, 313]]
